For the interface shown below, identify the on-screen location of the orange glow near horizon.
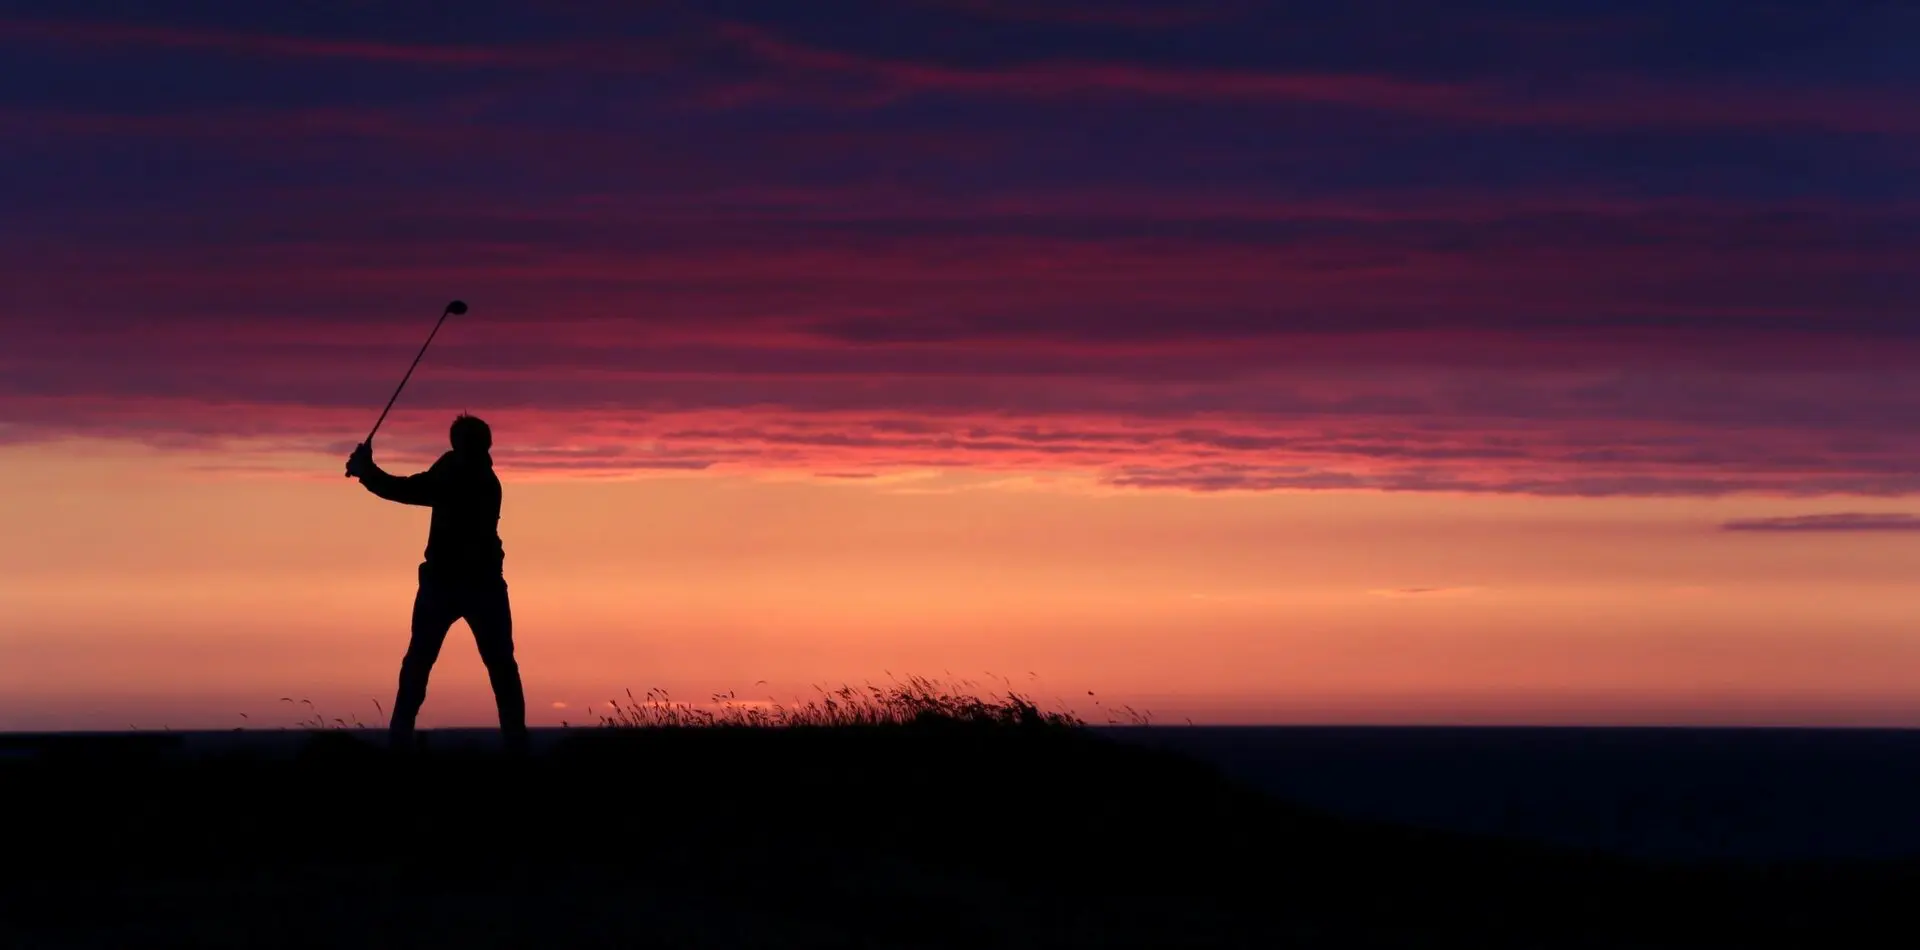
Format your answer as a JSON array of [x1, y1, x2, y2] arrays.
[[5, 437, 1920, 731]]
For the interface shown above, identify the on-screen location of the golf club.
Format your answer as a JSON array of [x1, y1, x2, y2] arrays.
[[346, 299, 467, 477]]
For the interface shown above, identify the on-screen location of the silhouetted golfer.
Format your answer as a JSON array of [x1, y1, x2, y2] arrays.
[[345, 414, 527, 755]]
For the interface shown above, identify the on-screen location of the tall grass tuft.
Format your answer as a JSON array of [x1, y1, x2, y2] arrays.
[[595, 675, 1092, 730]]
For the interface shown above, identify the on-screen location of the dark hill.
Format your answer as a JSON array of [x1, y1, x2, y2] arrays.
[[1, 724, 1910, 948]]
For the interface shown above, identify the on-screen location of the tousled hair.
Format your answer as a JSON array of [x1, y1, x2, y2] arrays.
[[450, 413, 492, 454]]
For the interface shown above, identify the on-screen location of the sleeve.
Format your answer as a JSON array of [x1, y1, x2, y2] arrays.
[[359, 456, 444, 507]]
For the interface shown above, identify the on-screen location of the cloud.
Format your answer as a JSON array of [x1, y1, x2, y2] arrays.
[[1721, 513, 1920, 533], [7, 4, 1918, 499], [11, 192, 1914, 355], [17, 386, 1920, 497], [714, 22, 1919, 134], [9, 10, 1915, 137], [8, 194, 1920, 501], [0, 17, 666, 71], [715, 21, 1499, 113], [1367, 587, 1481, 598], [906, 0, 1252, 28]]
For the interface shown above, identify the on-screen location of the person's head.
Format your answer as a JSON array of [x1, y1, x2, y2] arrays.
[[450, 413, 492, 455]]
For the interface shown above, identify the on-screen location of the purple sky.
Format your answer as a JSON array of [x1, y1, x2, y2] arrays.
[[5, 0, 1918, 495]]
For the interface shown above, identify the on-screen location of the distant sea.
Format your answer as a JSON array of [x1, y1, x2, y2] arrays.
[[1099, 726, 1920, 862]]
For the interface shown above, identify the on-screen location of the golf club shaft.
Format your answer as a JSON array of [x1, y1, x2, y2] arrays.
[[349, 305, 455, 474]]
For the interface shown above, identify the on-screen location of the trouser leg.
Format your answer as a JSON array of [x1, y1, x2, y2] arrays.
[[466, 578, 527, 750], [392, 579, 459, 746]]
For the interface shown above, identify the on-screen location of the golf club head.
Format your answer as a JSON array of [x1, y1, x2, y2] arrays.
[[445, 300, 469, 315]]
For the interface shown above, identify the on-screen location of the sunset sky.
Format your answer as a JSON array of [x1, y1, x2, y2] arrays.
[[5, 1, 1920, 730]]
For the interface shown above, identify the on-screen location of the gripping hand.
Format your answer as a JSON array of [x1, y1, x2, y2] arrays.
[[344, 441, 374, 480]]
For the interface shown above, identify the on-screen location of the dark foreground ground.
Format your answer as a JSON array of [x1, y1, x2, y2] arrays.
[[3, 726, 1916, 949]]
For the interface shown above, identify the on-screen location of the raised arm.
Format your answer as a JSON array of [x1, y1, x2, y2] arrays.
[[360, 462, 439, 507], [348, 442, 441, 507]]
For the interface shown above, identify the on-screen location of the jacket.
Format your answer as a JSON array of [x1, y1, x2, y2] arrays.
[[360, 449, 505, 579]]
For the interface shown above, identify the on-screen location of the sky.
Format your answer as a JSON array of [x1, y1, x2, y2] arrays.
[[4, 0, 1920, 730]]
